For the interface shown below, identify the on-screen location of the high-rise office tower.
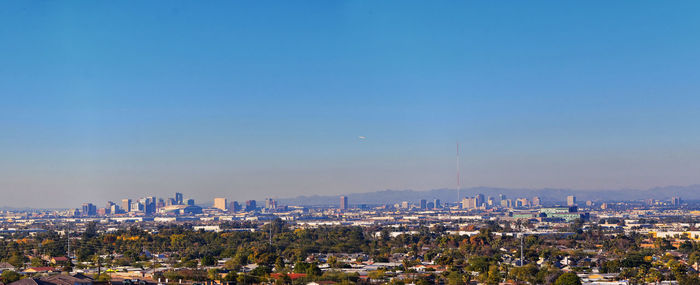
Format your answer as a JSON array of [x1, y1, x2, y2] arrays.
[[532, 196, 541, 207], [82, 203, 96, 216], [671, 197, 682, 206], [462, 197, 477, 209], [131, 201, 144, 212], [228, 201, 240, 213], [475, 194, 485, 207], [434, 199, 441, 209], [109, 204, 120, 214], [265, 198, 277, 209], [121, 199, 132, 213], [340, 196, 348, 210], [420, 199, 427, 209], [567, 195, 577, 207], [245, 200, 257, 211], [516, 198, 529, 208], [175, 192, 184, 205], [145, 196, 156, 214], [214, 198, 228, 211]]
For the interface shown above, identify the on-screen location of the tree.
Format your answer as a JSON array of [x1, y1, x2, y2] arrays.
[[274, 257, 285, 272], [30, 257, 44, 267], [484, 265, 502, 285], [207, 268, 220, 281], [8, 254, 27, 269], [447, 270, 466, 285], [201, 256, 216, 266], [222, 272, 238, 283], [509, 264, 538, 283], [554, 272, 582, 285], [1, 270, 21, 283]]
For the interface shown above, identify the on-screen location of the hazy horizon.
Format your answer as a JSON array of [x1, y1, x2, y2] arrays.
[[3, 1, 700, 208]]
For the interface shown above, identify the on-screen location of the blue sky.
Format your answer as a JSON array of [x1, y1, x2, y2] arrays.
[[2, 1, 700, 207]]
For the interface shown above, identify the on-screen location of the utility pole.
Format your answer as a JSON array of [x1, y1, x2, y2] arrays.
[[520, 234, 524, 266]]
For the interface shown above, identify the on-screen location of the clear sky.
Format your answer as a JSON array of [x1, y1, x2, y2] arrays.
[[2, 1, 700, 208]]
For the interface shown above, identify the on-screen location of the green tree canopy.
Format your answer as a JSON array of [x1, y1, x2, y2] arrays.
[[554, 272, 582, 285]]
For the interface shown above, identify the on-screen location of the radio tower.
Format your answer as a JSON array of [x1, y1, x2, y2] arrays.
[[457, 142, 461, 205]]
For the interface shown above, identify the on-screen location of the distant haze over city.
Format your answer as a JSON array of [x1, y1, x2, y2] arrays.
[[2, 184, 700, 210]]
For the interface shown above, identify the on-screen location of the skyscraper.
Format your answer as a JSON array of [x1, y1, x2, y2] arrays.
[[145, 196, 156, 214], [121, 199, 132, 213], [462, 197, 477, 209], [82, 203, 96, 216], [420, 199, 427, 209], [532, 196, 541, 207], [245, 200, 257, 211], [475, 194, 485, 207], [434, 199, 441, 209], [516, 198, 529, 208], [567, 195, 577, 207], [214, 198, 228, 211], [109, 204, 120, 214], [671, 196, 682, 206], [229, 201, 241, 213], [175, 192, 184, 205], [340, 196, 348, 210], [265, 198, 277, 209]]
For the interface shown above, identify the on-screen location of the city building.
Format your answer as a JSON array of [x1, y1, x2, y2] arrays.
[[175, 192, 184, 205], [265, 198, 277, 209], [516, 198, 529, 208], [214, 198, 228, 211], [121, 199, 132, 213], [487, 196, 495, 207], [81, 203, 96, 216], [340, 196, 348, 210], [462, 197, 477, 209], [475, 193, 485, 207], [671, 196, 682, 206], [245, 200, 257, 211], [567, 195, 577, 207]]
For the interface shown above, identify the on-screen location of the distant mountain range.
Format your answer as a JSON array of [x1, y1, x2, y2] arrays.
[[278, 185, 700, 206]]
